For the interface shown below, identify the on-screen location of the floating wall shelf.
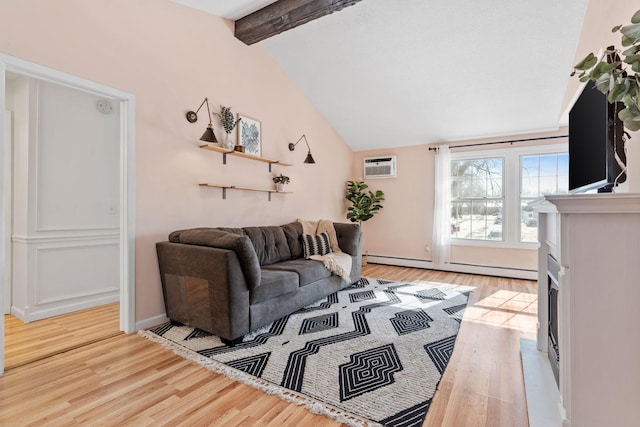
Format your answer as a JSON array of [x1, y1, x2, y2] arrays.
[[199, 144, 292, 172], [199, 183, 292, 201]]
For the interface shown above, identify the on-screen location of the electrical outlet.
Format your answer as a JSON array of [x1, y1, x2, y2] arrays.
[[425, 245, 430, 253]]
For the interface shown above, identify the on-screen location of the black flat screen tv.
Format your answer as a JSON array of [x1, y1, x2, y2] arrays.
[[568, 80, 626, 193]]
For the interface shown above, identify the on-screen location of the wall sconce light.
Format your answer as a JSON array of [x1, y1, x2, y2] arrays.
[[186, 97, 218, 143], [288, 134, 316, 164]]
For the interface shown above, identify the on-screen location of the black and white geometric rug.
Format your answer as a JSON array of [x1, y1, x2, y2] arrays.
[[139, 278, 471, 427]]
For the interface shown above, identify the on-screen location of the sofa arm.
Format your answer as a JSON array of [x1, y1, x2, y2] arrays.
[[176, 228, 261, 289], [156, 242, 250, 340], [334, 222, 363, 284], [334, 222, 362, 256]]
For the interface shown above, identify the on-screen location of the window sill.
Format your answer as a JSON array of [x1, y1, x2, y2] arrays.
[[451, 238, 539, 250]]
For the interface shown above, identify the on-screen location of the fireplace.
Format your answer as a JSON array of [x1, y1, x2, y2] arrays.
[[547, 254, 560, 386]]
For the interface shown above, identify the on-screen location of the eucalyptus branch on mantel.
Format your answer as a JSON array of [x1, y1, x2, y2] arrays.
[[572, 8, 640, 132]]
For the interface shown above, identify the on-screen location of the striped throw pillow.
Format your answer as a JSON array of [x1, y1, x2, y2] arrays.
[[302, 232, 332, 258]]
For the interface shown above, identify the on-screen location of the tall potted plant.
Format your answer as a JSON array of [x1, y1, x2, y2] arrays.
[[345, 180, 385, 265]]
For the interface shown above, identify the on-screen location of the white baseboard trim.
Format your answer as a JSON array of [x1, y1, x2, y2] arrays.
[[11, 294, 119, 323], [10, 305, 28, 321], [366, 255, 537, 280], [136, 314, 169, 331]]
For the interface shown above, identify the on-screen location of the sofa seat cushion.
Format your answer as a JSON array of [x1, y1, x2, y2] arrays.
[[262, 259, 331, 287], [251, 269, 299, 304]]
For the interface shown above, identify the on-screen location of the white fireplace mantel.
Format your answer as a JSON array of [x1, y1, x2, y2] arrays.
[[526, 193, 640, 427]]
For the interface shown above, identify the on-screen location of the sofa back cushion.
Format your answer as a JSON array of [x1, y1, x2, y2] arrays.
[[280, 222, 304, 259], [243, 226, 291, 266], [216, 227, 245, 236]]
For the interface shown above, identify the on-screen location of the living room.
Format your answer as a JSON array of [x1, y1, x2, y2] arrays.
[[1, 1, 639, 426]]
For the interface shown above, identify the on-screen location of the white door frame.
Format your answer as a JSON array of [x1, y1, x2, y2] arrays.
[[0, 53, 136, 375], [3, 110, 11, 316]]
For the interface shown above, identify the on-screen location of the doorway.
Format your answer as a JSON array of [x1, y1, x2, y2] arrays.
[[0, 53, 135, 375]]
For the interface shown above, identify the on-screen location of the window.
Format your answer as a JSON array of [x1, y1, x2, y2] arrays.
[[450, 158, 504, 240], [520, 153, 569, 242], [449, 144, 568, 247]]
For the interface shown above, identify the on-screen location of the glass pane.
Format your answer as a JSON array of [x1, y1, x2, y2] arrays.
[[487, 177, 503, 198], [539, 155, 557, 177], [558, 153, 569, 176], [557, 154, 569, 194], [521, 155, 539, 197], [520, 153, 569, 197], [451, 176, 461, 199], [557, 174, 569, 194], [487, 159, 503, 179], [450, 201, 469, 239], [487, 201, 503, 241], [521, 156, 539, 177], [450, 201, 460, 238], [521, 199, 538, 243], [451, 200, 503, 241], [521, 176, 538, 198], [451, 157, 504, 199], [539, 176, 557, 195], [471, 179, 486, 197]]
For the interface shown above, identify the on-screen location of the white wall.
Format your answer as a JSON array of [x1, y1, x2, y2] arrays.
[[7, 77, 120, 321]]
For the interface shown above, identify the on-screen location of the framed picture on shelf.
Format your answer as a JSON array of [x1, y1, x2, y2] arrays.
[[237, 114, 261, 156]]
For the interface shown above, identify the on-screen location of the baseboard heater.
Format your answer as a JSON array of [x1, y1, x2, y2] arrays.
[[367, 254, 537, 280]]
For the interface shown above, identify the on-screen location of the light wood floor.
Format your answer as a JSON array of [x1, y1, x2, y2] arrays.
[[3, 302, 121, 370], [0, 265, 536, 426]]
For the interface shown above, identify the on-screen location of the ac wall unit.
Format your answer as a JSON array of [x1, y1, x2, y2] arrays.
[[363, 155, 397, 179]]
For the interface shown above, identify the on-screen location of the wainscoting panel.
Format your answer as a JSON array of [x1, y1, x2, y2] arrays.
[[35, 241, 119, 304], [11, 235, 119, 322]]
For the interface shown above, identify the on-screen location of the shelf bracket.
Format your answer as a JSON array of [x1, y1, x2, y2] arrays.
[[222, 188, 227, 199], [222, 153, 228, 165], [268, 160, 279, 172]]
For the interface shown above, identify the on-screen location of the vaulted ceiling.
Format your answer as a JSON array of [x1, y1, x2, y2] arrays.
[[171, 0, 590, 151]]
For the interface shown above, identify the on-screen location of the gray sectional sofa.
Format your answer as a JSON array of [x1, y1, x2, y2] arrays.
[[156, 222, 362, 344]]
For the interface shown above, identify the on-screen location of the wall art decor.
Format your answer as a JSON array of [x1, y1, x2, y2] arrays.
[[237, 114, 261, 156]]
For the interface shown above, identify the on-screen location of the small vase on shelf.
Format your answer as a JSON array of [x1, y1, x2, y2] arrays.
[[275, 183, 284, 192], [223, 132, 234, 150]]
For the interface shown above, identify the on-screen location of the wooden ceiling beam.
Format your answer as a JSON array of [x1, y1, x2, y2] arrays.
[[235, 0, 364, 45]]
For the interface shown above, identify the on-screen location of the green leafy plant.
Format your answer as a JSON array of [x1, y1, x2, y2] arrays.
[[216, 105, 241, 134], [345, 180, 385, 223], [572, 8, 640, 131], [272, 174, 290, 185]]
